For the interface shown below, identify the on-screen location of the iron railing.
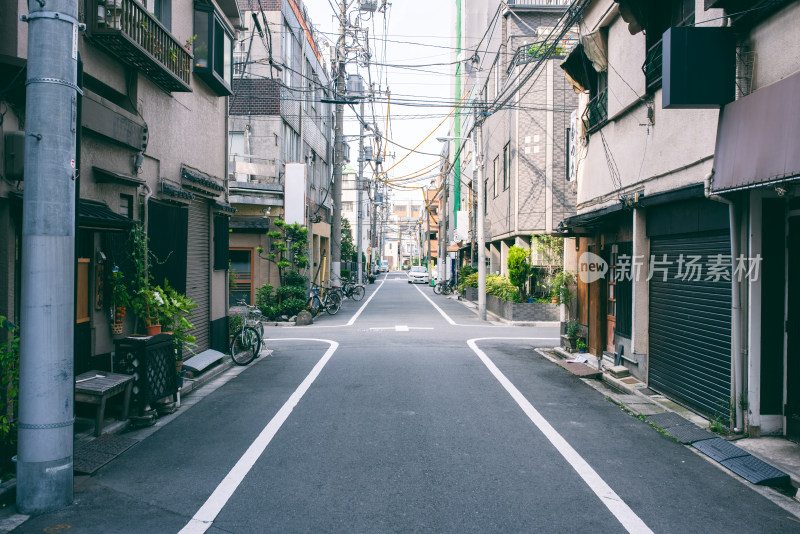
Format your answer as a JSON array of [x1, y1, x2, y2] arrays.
[[582, 88, 607, 132], [642, 39, 663, 93], [507, 0, 571, 5], [88, 0, 192, 92]]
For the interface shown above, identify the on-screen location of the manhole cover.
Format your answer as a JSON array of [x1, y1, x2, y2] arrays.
[[74, 434, 137, 474]]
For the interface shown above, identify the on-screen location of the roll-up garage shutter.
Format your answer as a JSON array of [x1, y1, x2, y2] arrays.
[[649, 232, 731, 420], [186, 200, 210, 354]]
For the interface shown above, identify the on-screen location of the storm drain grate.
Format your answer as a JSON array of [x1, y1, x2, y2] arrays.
[[663, 424, 716, 444], [646, 412, 691, 429], [720, 455, 791, 487], [692, 437, 749, 462], [74, 434, 138, 474]]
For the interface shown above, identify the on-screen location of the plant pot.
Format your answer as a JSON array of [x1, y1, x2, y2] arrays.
[[111, 322, 124, 335], [578, 348, 587, 354], [146, 324, 161, 336], [551, 298, 558, 303]]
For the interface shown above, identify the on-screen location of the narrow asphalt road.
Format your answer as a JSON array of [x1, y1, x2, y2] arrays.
[[14, 273, 800, 533]]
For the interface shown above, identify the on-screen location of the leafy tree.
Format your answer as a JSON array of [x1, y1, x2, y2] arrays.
[[341, 218, 356, 263], [507, 245, 530, 299], [256, 219, 309, 285]]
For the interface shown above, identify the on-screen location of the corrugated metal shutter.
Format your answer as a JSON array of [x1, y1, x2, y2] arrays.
[[649, 232, 731, 420], [186, 200, 210, 354]]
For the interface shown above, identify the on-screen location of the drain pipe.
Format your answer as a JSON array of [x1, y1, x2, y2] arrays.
[[705, 171, 744, 432]]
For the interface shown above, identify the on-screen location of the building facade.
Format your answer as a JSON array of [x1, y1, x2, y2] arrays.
[[1, 0, 240, 370], [228, 0, 333, 301], [561, 0, 800, 437]]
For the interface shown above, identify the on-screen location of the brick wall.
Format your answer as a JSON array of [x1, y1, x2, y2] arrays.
[[230, 78, 281, 116]]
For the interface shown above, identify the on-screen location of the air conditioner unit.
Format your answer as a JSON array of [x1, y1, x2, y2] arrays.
[[360, 0, 377, 12]]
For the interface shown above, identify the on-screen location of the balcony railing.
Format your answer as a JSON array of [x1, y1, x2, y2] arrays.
[[642, 39, 663, 93], [87, 0, 192, 92], [507, 0, 571, 5], [228, 155, 279, 185], [582, 88, 607, 133]]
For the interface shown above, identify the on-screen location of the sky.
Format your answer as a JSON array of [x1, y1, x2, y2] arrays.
[[301, 0, 459, 201]]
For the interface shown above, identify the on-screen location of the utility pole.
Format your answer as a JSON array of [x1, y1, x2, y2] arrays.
[[426, 191, 431, 268], [439, 168, 448, 282], [331, 0, 346, 285], [17, 0, 79, 513], [356, 100, 365, 284], [475, 115, 486, 321]]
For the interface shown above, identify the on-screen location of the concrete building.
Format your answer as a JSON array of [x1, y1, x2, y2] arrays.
[[450, 0, 578, 277], [227, 0, 333, 300], [559, 0, 800, 437], [1, 0, 241, 371], [341, 164, 371, 272]]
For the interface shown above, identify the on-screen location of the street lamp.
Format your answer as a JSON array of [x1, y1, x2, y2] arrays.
[[437, 133, 485, 321]]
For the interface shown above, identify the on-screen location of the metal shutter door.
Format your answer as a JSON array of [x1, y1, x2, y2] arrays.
[[649, 232, 731, 419], [186, 200, 210, 354]]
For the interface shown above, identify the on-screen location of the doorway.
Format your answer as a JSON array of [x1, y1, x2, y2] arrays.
[[786, 216, 800, 441]]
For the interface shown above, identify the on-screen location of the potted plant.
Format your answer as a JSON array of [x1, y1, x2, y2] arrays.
[[108, 267, 130, 335], [564, 320, 580, 351], [576, 339, 587, 354], [155, 282, 197, 373], [550, 270, 575, 304]]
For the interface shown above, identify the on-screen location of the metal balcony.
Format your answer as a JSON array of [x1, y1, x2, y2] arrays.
[[87, 0, 192, 92], [643, 39, 663, 93], [582, 88, 607, 133]]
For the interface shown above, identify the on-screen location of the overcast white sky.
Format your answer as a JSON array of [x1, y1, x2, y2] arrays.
[[302, 0, 458, 201]]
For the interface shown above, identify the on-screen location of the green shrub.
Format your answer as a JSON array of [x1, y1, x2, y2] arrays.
[[275, 284, 306, 302], [341, 269, 351, 281], [486, 274, 521, 303], [228, 314, 243, 334], [507, 246, 530, 298], [255, 284, 275, 310], [459, 272, 479, 293], [458, 264, 477, 280], [280, 298, 307, 317]]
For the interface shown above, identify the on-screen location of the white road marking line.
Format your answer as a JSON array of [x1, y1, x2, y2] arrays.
[[395, 325, 409, 331], [346, 277, 386, 326], [467, 338, 654, 534], [413, 284, 456, 325], [180, 339, 338, 534]]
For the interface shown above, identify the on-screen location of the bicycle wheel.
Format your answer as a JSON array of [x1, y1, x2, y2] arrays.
[[442, 283, 452, 295], [433, 282, 442, 295], [252, 316, 264, 339], [230, 327, 260, 365], [351, 285, 365, 301], [325, 293, 341, 315]]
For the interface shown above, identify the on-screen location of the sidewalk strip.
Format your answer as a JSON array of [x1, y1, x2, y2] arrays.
[[413, 284, 456, 325], [180, 339, 338, 534], [468, 338, 654, 534]]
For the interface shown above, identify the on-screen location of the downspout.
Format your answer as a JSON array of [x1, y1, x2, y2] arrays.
[[705, 171, 744, 432]]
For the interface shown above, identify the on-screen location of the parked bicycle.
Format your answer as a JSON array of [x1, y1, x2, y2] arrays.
[[307, 283, 341, 316], [433, 278, 456, 295], [341, 278, 365, 301], [229, 300, 264, 366]]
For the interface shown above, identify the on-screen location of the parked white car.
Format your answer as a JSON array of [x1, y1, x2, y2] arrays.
[[407, 266, 430, 284]]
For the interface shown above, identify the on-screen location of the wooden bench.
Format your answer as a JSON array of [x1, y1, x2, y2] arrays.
[[75, 371, 134, 437]]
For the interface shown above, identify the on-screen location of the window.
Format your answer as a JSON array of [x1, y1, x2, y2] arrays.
[[193, 3, 233, 96], [503, 142, 510, 190], [342, 201, 354, 211], [229, 131, 247, 181], [643, 0, 695, 92], [284, 25, 294, 88], [119, 194, 133, 218], [229, 248, 253, 305], [492, 156, 499, 198], [151, 0, 171, 31]]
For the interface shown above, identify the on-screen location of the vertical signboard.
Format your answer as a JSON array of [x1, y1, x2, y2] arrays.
[[568, 110, 578, 182], [284, 163, 306, 225]]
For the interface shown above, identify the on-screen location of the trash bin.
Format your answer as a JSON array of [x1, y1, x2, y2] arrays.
[[113, 333, 178, 415]]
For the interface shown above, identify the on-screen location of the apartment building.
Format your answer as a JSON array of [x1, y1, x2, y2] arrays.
[[227, 0, 333, 300], [0, 0, 240, 370]]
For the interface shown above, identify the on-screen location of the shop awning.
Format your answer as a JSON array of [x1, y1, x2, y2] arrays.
[[712, 71, 800, 193], [79, 200, 133, 231]]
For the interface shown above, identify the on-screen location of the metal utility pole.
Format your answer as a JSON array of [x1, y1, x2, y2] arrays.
[[426, 192, 432, 268], [356, 100, 365, 284], [18, 0, 80, 513], [475, 117, 486, 321], [331, 0, 346, 284]]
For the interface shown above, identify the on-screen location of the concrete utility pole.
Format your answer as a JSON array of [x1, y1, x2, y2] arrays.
[[439, 171, 448, 282], [331, 0, 346, 284], [475, 117, 486, 321], [356, 100, 365, 284], [18, 0, 80, 513]]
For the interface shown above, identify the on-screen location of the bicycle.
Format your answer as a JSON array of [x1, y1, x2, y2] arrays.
[[229, 300, 264, 366], [433, 278, 456, 295], [341, 278, 365, 301], [307, 283, 341, 316]]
